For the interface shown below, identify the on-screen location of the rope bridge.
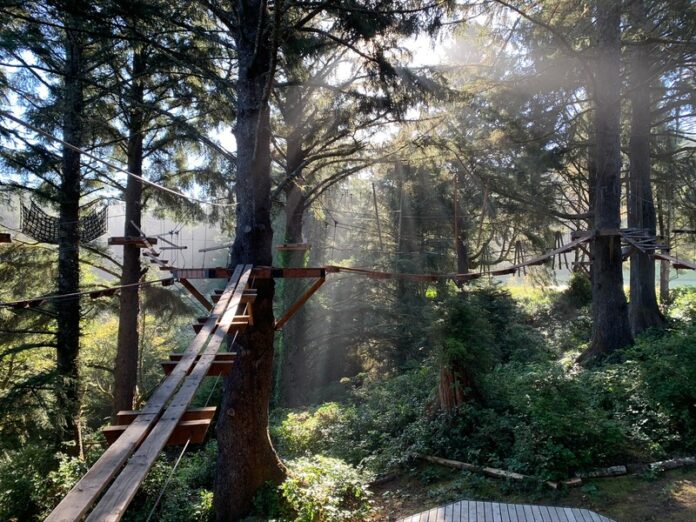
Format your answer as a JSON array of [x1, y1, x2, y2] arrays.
[[20, 201, 107, 244]]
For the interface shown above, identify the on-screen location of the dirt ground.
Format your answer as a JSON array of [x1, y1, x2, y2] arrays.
[[368, 465, 696, 521]]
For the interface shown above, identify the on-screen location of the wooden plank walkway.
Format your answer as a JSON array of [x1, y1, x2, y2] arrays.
[[398, 500, 615, 522], [46, 265, 252, 522]]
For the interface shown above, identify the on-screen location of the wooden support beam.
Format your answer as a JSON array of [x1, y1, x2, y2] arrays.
[[0, 232, 11, 243], [160, 359, 233, 376], [46, 266, 246, 522], [192, 316, 249, 334], [198, 242, 234, 253], [178, 278, 213, 311], [168, 352, 236, 362], [275, 277, 325, 331], [103, 408, 216, 446], [108, 236, 158, 247], [652, 253, 696, 271], [173, 267, 328, 279], [115, 407, 217, 426], [255, 267, 327, 279], [84, 265, 253, 522]]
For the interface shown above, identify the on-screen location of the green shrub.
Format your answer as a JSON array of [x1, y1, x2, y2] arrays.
[[562, 272, 592, 309], [669, 287, 696, 323], [281, 456, 371, 522], [628, 326, 696, 447]]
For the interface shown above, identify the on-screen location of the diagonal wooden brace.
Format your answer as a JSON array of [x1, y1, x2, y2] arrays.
[[275, 277, 325, 330], [179, 278, 213, 311]]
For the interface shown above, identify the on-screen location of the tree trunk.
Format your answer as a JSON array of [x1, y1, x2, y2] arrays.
[[656, 193, 671, 304], [56, 22, 84, 453], [579, 0, 633, 365], [113, 48, 146, 415], [277, 180, 310, 407], [214, 2, 285, 519], [627, 0, 664, 335], [435, 364, 473, 413], [276, 114, 311, 406]]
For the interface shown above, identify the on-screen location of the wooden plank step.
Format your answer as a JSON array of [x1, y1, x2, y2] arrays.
[[108, 236, 158, 247], [215, 288, 259, 297], [103, 416, 214, 446], [168, 352, 236, 361], [192, 319, 248, 334], [160, 359, 234, 376], [196, 314, 250, 324], [115, 407, 216, 426]]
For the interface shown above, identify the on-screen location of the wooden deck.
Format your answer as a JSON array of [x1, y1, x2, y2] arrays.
[[398, 500, 614, 522]]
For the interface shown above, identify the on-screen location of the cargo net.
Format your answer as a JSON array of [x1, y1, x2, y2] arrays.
[[21, 201, 108, 244]]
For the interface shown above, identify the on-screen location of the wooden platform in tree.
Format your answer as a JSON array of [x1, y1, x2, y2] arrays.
[[397, 500, 614, 522], [108, 236, 158, 247]]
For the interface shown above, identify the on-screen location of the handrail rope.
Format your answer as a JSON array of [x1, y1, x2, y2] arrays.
[[143, 438, 191, 522], [0, 110, 234, 208], [0, 277, 174, 307]]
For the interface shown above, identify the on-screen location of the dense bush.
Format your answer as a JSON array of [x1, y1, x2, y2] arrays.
[[280, 456, 372, 522], [270, 292, 696, 485]]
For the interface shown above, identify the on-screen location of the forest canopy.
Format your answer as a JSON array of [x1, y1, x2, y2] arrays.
[[1, 0, 696, 521]]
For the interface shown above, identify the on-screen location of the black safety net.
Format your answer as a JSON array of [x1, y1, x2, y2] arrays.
[[20, 201, 108, 244]]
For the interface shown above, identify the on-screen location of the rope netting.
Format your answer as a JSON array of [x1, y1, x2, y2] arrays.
[[20, 201, 108, 244]]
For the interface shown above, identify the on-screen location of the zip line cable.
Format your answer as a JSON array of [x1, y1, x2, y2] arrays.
[[0, 111, 234, 208]]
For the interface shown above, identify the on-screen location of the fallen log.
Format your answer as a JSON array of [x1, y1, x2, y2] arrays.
[[575, 465, 627, 479], [369, 472, 400, 487], [649, 457, 696, 473], [417, 455, 580, 489]]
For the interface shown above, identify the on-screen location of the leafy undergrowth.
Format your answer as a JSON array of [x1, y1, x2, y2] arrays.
[[369, 464, 696, 522], [261, 284, 696, 520]]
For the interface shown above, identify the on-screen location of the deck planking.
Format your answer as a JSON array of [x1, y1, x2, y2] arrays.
[[398, 500, 614, 522]]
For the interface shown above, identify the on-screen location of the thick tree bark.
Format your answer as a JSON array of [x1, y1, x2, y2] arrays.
[[113, 49, 146, 415], [578, 0, 633, 365], [214, 2, 285, 519], [56, 22, 84, 453], [435, 364, 474, 413], [627, 0, 665, 335]]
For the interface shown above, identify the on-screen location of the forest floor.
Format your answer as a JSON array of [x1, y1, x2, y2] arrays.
[[369, 464, 696, 521]]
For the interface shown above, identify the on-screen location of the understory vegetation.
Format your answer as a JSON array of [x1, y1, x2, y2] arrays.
[[5, 281, 694, 521]]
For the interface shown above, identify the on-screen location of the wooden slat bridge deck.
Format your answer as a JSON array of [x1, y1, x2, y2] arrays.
[[398, 500, 615, 522], [46, 264, 254, 522]]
